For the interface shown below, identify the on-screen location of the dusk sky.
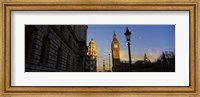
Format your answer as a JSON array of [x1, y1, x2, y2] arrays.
[[87, 25, 175, 72]]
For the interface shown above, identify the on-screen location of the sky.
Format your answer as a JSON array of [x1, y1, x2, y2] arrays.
[[87, 25, 175, 72]]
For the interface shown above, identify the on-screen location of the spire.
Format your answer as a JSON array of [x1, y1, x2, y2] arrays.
[[113, 32, 117, 39], [144, 53, 150, 64], [144, 53, 147, 60], [90, 38, 95, 43]]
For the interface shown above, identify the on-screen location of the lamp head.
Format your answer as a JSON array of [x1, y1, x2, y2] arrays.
[[124, 27, 131, 42]]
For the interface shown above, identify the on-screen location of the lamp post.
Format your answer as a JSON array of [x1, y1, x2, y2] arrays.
[[124, 27, 132, 72], [103, 60, 105, 72], [108, 53, 111, 71]]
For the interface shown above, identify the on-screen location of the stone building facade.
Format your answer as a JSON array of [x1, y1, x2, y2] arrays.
[[25, 25, 88, 72], [86, 38, 97, 72]]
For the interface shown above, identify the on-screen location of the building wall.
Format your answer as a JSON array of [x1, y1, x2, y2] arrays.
[[25, 25, 88, 72]]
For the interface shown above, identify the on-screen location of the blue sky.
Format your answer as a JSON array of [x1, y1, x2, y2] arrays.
[[87, 25, 175, 71]]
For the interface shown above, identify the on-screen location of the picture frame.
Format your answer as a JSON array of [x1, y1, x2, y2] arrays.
[[0, 0, 199, 97]]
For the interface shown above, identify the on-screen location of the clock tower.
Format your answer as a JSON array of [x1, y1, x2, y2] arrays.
[[111, 32, 120, 72]]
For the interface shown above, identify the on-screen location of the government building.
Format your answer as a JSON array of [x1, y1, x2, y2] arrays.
[[86, 38, 97, 72], [25, 25, 88, 72], [111, 33, 121, 72]]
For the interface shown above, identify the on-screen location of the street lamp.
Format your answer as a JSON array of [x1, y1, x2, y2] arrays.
[[103, 60, 105, 72], [108, 53, 111, 71], [124, 27, 132, 72]]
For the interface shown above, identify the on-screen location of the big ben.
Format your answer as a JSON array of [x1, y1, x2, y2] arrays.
[[111, 32, 120, 72]]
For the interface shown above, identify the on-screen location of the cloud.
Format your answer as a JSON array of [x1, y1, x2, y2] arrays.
[[120, 48, 162, 62], [120, 50, 143, 62], [146, 48, 162, 62]]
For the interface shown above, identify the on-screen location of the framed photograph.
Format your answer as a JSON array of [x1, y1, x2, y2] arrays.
[[1, 0, 199, 97]]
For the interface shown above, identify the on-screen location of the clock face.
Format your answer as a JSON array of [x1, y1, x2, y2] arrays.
[[114, 44, 118, 48]]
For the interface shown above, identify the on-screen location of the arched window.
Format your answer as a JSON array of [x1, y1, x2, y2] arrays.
[[39, 35, 50, 65]]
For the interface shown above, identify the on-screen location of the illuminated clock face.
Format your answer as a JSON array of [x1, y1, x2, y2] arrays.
[[114, 44, 118, 48]]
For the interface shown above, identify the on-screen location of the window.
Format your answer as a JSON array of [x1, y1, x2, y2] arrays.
[[84, 32, 87, 41], [73, 58, 75, 71], [56, 47, 62, 69], [68, 35, 71, 45], [39, 35, 50, 64], [73, 26, 76, 31], [25, 25, 37, 60], [66, 54, 70, 71], [60, 25, 64, 36]]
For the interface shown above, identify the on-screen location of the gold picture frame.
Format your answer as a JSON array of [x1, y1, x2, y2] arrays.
[[0, 0, 199, 97]]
